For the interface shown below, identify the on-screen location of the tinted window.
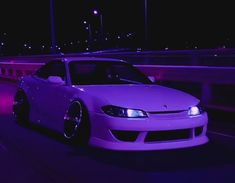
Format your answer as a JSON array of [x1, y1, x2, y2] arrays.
[[69, 61, 152, 85], [35, 61, 66, 80]]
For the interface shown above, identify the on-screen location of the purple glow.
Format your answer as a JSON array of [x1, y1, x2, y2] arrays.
[[0, 94, 13, 115], [93, 10, 98, 15], [8, 57, 209, 151]]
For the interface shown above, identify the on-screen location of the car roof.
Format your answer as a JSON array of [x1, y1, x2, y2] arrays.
[[52, 57, 127, 63]]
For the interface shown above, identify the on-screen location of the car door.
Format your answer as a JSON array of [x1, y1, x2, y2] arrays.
[[36, 61, 71, 132], [28, 62, 52, 124], [29, 61, 67, 129]]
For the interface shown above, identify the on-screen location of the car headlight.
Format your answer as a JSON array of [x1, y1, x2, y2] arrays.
[[102, 105, 148, 118], [188, 103, 204, 116]]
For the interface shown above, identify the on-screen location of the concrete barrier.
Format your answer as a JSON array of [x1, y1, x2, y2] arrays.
[[0, 62, 43, 80], [136, 65, 235, 111]]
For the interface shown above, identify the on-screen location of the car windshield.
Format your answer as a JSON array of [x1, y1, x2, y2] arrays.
[[69, 61, 152, 85]]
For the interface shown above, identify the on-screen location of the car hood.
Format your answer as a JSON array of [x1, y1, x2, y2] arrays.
[[74, 84, 199, 112]]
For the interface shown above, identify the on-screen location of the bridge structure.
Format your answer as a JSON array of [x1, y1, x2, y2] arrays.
[[0, 49, 235, 183]]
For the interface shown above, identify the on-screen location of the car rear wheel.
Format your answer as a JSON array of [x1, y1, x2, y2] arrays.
[[64, 101, 90, 145], [13, 90, 30, 126]]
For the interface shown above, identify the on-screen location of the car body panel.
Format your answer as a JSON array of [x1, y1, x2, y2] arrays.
[[16, 57, 209, 151], [72, 84, 199, 112]]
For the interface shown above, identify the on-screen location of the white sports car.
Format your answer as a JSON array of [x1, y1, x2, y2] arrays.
[[13, 57, 208, 151]]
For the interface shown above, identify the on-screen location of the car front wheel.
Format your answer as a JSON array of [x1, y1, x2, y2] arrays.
[[64, 101, 90, 145]]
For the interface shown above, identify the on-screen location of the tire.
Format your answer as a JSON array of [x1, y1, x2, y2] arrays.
[[63, 101, 90, 145], [13, 90, 30, 126]]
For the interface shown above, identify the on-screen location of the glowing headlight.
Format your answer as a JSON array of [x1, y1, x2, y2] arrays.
[[102, 105, 148, 118], [188, 103, 204, 116]]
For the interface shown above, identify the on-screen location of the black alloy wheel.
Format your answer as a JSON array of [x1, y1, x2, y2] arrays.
[[64, 101, 90, 145], [13, 90, 30, 126]]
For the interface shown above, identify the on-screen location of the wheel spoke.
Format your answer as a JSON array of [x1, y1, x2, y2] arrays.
[[64, 101, 82, 139]]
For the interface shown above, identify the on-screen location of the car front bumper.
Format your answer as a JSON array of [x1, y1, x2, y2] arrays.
[[89, 111, 209, 151]]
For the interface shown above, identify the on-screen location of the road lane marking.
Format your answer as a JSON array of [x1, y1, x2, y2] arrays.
[[208, 130, 235, 140]]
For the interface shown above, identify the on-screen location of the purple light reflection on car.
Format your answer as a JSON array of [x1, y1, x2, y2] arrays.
[[13, 57, 209, 151]]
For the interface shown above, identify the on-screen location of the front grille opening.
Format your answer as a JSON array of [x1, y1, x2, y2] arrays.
[[111, 130, 139, 142], [195, 126, 203, 136], [145, 129, 191, 142], [148, 110, 186, 114]]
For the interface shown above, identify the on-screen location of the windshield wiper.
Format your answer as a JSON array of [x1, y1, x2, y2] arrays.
[[119, 78, 143, 84]]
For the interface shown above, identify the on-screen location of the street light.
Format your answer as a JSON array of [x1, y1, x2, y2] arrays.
[[144, 0, 148, 50], [93, 9, 104, 46], [93, 10, 98, 15], [83, 21, 93, 50], [50, 0, 56, 54]]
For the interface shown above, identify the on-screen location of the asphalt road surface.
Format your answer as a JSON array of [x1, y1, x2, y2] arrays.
[[0, 80, 235, 183]]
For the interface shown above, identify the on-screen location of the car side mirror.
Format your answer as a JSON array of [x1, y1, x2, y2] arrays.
[[148, 76, 156, 83], [48, 76, 65, 85]]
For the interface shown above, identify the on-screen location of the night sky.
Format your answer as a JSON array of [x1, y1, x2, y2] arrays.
[[0, 0, 234, 55]]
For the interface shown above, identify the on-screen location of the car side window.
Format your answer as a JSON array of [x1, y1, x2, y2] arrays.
[[35, 63, 50, 79], [35, 61, 66, 80]]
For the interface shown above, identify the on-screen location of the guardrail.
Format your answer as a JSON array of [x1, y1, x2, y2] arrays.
[[1, 48, 235, 67], [0, 60, 235, 112], [0, 62, 43, 80]]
